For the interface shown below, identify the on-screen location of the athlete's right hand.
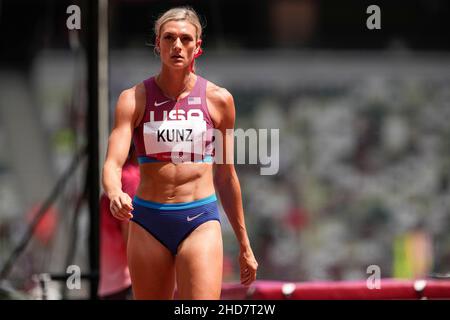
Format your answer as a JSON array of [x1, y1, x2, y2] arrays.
[[109, 192, 134, 220]]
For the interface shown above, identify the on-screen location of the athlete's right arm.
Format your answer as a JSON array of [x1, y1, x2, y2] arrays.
[[102, 85, 144, 220]]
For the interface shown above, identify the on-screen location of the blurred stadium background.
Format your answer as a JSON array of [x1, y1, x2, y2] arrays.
[[1, 0, 450, 299]]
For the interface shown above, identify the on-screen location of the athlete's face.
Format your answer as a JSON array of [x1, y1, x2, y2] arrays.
[[157, 20, 201, 70]]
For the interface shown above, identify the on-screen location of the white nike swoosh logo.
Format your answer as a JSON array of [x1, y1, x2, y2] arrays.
[[154, 100, 170, 107], [187, 212, 205, 222]]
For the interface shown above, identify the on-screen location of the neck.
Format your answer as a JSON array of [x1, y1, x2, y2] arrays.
[[156, 66, 194, 101]]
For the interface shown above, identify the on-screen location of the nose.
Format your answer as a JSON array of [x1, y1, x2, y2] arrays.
[[173, 37, 182, 51]]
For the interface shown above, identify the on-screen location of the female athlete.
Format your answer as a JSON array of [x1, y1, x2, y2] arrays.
[[102, 6, 258, 299]]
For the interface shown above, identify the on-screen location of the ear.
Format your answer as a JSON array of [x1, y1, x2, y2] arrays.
[[195, 39, 202, 53], [155, 36, 160, 48]]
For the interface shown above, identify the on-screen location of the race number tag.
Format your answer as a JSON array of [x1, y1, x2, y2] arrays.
[[143, 118, 207, 157]]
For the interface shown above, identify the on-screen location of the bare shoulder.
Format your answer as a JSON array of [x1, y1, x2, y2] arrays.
[[116, 82, 146, 127], [206, 80, 235, 128], [206, 80, 234, 109], [118, 82, 146, 108]]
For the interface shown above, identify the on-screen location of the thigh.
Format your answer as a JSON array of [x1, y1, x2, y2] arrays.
[[127, 221, 176, 299], [175, 220, 223, 300]]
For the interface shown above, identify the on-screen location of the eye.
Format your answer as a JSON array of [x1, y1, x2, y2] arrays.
[[181, 35, 193, 42], [164, 34, 174, 40]]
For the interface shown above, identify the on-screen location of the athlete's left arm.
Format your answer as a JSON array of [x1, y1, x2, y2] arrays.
[[210, 87, 258, 286]]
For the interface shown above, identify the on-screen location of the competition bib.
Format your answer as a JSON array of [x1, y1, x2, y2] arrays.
[[143, 118, 207, 159]]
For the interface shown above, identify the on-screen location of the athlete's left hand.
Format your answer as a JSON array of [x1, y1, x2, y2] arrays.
[[239, 245, 258, 286]]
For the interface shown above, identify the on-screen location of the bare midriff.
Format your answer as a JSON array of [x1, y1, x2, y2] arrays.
[[135, 162, 215, 203]]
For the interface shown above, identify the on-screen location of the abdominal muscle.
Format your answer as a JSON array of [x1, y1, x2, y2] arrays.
[[135, 162, 215, 203]]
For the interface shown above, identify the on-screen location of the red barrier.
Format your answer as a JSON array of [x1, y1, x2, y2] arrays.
[[221, 279, 450, 300]]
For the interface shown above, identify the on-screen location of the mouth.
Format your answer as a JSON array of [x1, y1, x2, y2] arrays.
[[171, 54, 183, 59]]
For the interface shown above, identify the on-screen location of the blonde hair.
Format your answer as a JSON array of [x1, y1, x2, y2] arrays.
[[154, 6, 203, 41]]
